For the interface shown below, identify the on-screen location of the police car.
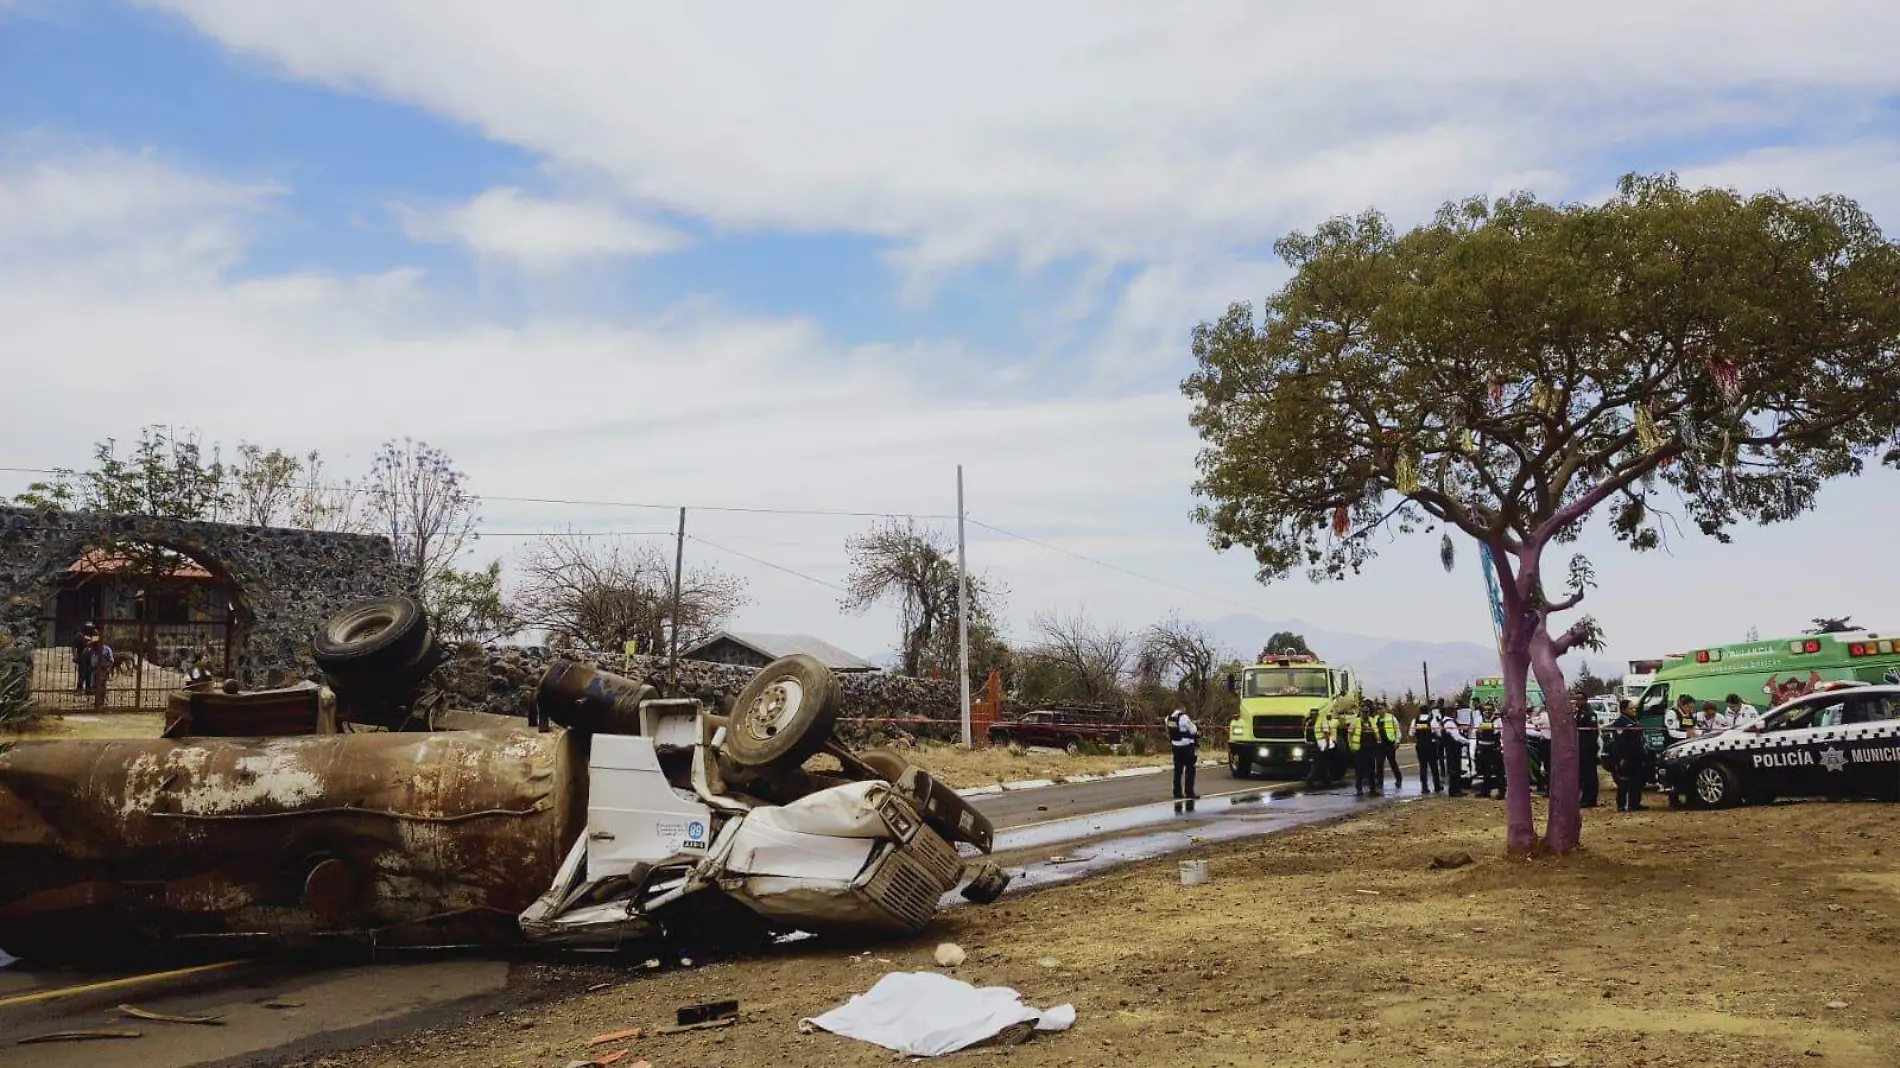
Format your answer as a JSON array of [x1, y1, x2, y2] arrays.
[[1660, 682, 1900, 808]]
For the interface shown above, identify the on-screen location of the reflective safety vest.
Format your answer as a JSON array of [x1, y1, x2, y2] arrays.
[[1347, 717, 1375, 751], [1376, 712, 1400, 744]]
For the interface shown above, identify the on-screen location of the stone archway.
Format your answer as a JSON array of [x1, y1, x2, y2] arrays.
[[1, 506, 399, 696]]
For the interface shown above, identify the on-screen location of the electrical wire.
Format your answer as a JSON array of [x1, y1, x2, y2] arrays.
[[686, 534, 848, 594], [966, 516, 1269, 615]]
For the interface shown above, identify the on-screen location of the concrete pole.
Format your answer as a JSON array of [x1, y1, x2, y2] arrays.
[[668, 507, 686, 687], [957, 465, 971, 747]]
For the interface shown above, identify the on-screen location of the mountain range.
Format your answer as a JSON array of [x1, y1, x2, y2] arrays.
[[1192, 615, 1627, 699]]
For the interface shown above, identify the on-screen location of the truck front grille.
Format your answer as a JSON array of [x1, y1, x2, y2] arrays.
[[1252, 717, 1305, 740]]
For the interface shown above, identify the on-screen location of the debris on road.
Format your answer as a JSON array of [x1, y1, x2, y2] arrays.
[[1429, 851, 1475, 870], [17, 1029, 144, 1044], [802, 971, 1076, 1057], [676, 1000, 738, 1028], [262, 999, 304, 1009], [117, 1003, 226, 1025], [0, 948, 14, 969], [933, 942, 967, 967], [587, 1028, 643, 1046]]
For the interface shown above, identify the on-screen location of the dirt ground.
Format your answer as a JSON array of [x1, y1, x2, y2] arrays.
[[0, 710, 163, 741], [896, 741, 1175, 789], [286, 798, 1900, 1068]]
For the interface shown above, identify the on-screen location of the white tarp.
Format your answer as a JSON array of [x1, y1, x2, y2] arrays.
[[802, 971, 1076, 1057], [0, 948, 16, 969]]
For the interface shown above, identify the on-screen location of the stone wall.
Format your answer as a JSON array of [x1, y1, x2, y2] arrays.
[[0, 506, 399, 689], [425, 644, 998, 743]]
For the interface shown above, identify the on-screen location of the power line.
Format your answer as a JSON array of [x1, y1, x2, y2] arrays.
[[966, 517, 1268, 615], [687, 534, 848, 595]]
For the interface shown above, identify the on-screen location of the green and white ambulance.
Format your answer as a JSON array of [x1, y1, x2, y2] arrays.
[[1634, 630, 1900, 756]]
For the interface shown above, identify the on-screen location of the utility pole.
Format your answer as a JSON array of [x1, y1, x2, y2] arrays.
[[957, 465, 971, 747], [668, 507, 686, 687], [1422, 660, 1432, 702]]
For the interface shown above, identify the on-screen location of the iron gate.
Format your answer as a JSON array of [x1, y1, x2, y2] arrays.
[[32, 616, 233, 713]]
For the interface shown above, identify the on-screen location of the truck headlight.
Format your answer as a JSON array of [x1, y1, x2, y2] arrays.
[[1230, 725, 1243, 738], [1291, 746, 1305, 759]]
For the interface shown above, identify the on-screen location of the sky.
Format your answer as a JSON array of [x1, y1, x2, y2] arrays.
[[3, 1, 1899, 672]]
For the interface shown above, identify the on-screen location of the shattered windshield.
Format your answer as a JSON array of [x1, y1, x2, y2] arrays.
[[1245, 668, 1331, 698]]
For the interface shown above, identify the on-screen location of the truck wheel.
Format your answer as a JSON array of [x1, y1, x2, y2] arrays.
[[1063, 737, 1083, 757], [1229, 749, 1253, 779], [313, 597, 429, 688], [1689, 759, 1741, 809], [723, 654, 842, 769]]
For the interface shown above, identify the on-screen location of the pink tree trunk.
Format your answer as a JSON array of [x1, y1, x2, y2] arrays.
[[1531, 631, 1581, 852], [1497, 627, 1538, 855]]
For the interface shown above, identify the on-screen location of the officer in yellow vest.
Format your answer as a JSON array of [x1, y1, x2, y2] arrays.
[[1348, 705, 1382, 797], [1305, 707, 1337, 788], [1375, 705, 1403, 792]]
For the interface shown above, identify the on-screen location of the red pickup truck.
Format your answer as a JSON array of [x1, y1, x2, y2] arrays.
[[986, 709, 1135, 754]]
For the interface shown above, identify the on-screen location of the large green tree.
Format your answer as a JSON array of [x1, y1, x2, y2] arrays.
[[1185, 175, 1900, 854]]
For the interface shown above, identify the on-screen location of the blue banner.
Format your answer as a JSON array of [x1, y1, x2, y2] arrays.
[[1478, 541, 1507, 672]]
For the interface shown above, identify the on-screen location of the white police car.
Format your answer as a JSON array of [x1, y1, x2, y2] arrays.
[[1662, 683, 1900, 808]]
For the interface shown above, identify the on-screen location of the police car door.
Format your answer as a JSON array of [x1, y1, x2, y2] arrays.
[[1754, 693, 1848, 798], [1843, 693, 1900, 799]]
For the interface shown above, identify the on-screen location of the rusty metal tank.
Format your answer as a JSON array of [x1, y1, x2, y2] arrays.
[[0, 727, 584, 960], [534, 659, 657, 734]]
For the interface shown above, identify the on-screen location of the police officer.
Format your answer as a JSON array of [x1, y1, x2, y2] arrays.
[[1349, 705, 1381, 797], [1305, 708, 1336, 788], [1576, 703, 1602, 807], [1526, 704, 1552, 794], [1414, 700, 1442, 794], [1376, 703, 1403, 791], [1610, 701, 1646, 811], [1168, 707, 1200, 800], [1474, 707, 1504, 798], [1665, 694, 1696, 745], [1441, 712, 1468, 796]]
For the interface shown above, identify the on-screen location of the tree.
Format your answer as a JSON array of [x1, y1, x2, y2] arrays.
[[1263, 631, 1314, 658], [1806, 617, 1855, 634], [841, 519, 1003, 678], [289, 450, 369, 534], [228, 443, 304, 527], [513, 534, 745, 655], [365, 438, 480, 606], [432, 562, 522, 645], [1185, 175, 1900, 854], [1571, 662, 1615, 700], [1020, 611, 1133, 704], [14, 427, 227, 520], [1137, 616, 1227, 715]]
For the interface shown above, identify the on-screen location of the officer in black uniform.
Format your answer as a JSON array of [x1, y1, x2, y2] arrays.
[[1577, 705, 1601, 807], [1610, 702, 1646, 811], [1168, 707, 1200, 800], [1474, 707, 1505, 798], [1414, 700, 1442, 794], [1304, 709, 1335, 788]]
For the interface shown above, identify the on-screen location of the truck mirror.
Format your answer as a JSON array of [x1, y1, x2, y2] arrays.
[[1226, 673, 1238, 693]]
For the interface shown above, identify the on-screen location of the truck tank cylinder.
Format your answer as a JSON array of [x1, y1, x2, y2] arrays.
[[0, 728, 581, 961], [535, 660, 656, 735]]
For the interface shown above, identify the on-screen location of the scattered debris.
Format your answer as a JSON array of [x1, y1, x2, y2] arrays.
[[586, 982, 615, 993], [1353, 889, 1381, 896], [1046, 854, 1090, 865], [0, 948, 15, 970], [118, 1003, 226, 1025], [564, 1054, 644, 1068], [678, 1000, 739, 1027], [1826, 1000, 1849, 1010], [1828, 904, 1845, 912], [1230, 792, 1264, 804], [262, 999, 304, 1010], [587, 1028, 643, 1045], [655, 1018, 736, 1036], [17, 1029, 144, 1044], [1179, 859, 1210, 886], [1429, 852, 1475, 870], [934, 943, 967, 968], [1036, 957, 1061, 969], [803, 971, 1076, 1057]]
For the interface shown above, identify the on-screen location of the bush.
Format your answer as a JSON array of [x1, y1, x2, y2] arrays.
[[1125, 731, 1151, 756], [0, 662, 28, 728]]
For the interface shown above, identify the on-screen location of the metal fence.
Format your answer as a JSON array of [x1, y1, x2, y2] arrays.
[[30, 618, 231, 713]]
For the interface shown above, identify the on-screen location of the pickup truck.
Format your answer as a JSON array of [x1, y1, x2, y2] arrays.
[[986, 709, 1135, 755]]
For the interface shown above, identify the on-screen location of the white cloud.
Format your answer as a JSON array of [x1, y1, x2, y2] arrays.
[[1677, 140, 1900, 231], [400, 187, 688, 265], [149, 0, 1900, 274]]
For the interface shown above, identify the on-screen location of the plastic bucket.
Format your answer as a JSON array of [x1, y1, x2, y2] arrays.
[[1178, 860, 1210, 886]]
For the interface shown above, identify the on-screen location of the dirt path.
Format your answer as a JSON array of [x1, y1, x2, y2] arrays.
[[254, 798, 1898, 1068]]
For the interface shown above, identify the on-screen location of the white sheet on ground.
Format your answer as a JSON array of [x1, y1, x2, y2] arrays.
[[0, 948, 16, 969], [802, 971, 1075, 1057]]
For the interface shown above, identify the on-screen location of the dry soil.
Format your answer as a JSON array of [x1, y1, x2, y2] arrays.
[[289, 797, 1900, 1068]]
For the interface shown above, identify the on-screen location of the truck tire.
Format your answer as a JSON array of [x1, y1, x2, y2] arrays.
[[724, 654, 842, 769], [1063, 737, 1083, 757], [960, 862, 1011, 905], [313, 597, 429, 689], [1688, 759, 1742, 809], [1229, 748, 1253, 779]]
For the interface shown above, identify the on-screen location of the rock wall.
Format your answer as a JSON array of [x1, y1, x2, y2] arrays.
[[426, 644, 994, 742], [0, 506, 399, 689]]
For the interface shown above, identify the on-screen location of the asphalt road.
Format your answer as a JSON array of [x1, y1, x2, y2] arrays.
[[0, 757, 1416, 1067]]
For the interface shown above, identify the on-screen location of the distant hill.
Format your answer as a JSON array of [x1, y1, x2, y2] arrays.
[[1193, 614, 1623, 699]]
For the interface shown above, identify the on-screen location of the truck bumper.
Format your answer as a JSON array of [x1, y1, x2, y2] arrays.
[[1233, 742, 1311, 767]]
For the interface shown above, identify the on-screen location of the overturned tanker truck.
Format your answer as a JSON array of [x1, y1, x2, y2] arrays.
[[0, 598, 1007, 962]]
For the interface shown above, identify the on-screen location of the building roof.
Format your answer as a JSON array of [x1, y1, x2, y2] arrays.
[[683, 631, 881, 672], [67, 547, 215, 581]]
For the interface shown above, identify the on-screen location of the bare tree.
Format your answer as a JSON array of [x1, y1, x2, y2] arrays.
[[842, 519, 1002, 678], [289, 450, 369, 534], [1022, 611, 1134, 703], [364, 439, 480, 604], [514, 534, 746, 654], [1137, 617, 1226, 715]]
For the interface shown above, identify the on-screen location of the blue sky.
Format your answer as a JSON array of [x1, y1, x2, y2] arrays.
[[4, 1, 1900, 675]]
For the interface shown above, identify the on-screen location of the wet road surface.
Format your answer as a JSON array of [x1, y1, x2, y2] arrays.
[[0, 761, 1425, 1066]]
